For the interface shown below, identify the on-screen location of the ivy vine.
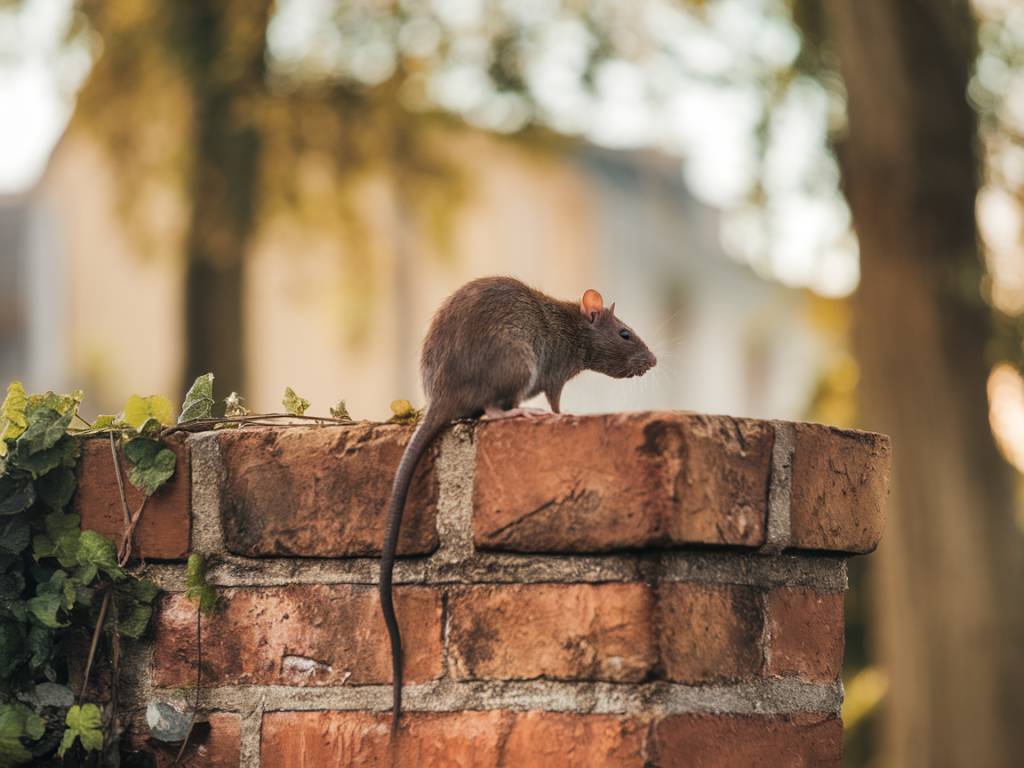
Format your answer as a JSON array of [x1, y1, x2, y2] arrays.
[[0, 374, 416, 766], [0, 378, 182, 767]]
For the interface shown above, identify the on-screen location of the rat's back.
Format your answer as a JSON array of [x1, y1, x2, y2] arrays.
[[420, 277, 551, 416]]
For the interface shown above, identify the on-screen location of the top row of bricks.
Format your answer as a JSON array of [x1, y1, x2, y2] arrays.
[[74, 412, 891, 561]]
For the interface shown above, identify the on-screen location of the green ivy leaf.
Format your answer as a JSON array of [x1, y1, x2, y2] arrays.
[[27, 390, 83, 417], [28, 570, 78, 630], [75, 563, 97, 585], [14, 407, 73, 457], [90, 415, 119, 430], [128, 577, 158, 604], [121, 395, 175, 433], [21, 712, 43, 743], [116, 602, 152, 640], [0, 583, 18, 607], [35, 512, 82, 569], [76, 531, 123, 582], [0, 621, 26, 678], [12, 433, 79, 477], [0, 476, 34, 517], [27, 591, 64, 629], [185, 554, 218, 613], [0, 381, 29, 457], [0, 703, 39, 766], [46, 511, 80, 541], [110, 576, 158, 639], [0, 570, 25, 603], [179, 373, 215, 423], [26, 624, 53, 670], [330, 400, 351, 420], [123, 438, 176, 496], [388, 399, 422, 424], [0, 516, 29, 556], [58, 703, 104, 757], [35, 466, 76, 511], [282, 387, 310, 416]]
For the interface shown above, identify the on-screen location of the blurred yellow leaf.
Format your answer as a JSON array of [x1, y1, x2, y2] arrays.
[[121, 395, 175, 432], [388, 399, 421, 424], [0, 380, 29, 455], [282, 387, 310, 416], [842, 666, 889, 731]]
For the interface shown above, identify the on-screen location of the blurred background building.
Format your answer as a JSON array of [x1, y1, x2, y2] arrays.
[[2, 127, 826, 420]]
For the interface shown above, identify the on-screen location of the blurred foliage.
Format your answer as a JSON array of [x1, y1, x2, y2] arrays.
[[59, 0, 858, 338], [388, 398, 422, 424], [972, 1, 1024, 371], [282, 386, 311, 416]]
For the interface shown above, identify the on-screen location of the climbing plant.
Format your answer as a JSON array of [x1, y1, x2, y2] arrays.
[[0, 380, 180, 767], [0, 373, 409, 765]]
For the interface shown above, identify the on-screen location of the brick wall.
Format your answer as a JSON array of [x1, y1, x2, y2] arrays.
[[74, 412, 890, 767]]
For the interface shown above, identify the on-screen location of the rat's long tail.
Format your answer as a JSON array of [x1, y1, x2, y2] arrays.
[[380, 406, 449, 738]]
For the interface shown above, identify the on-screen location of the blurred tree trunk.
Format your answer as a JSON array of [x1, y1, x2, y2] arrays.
[[823, 2, 1024, 766], [176, 0, 273, 397]]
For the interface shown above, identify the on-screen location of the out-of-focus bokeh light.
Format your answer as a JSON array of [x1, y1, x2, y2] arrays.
[[0, 0, 92, 193], [988, 362, 1024, 476], [842, 666, 889, 733], [978, 185, 1024, 316]]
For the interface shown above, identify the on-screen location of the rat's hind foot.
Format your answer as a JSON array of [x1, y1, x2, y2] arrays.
[[482, 406, 554, 421]]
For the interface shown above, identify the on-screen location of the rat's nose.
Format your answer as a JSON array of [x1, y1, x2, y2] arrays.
[[647, 352, 658, 369]]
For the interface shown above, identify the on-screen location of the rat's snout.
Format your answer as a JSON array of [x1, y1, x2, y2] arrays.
[[639, 351, 657, 374], [626, 350, 657, 377]]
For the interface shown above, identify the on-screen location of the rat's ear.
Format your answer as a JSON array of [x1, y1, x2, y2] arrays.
[[580, 289, 604, 322], [609, 302, 616, 316]]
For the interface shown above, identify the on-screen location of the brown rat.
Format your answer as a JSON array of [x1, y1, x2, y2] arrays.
[[379, 276, 657, 734]]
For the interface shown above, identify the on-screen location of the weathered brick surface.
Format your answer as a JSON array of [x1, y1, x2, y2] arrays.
[[260, 711, 649, 767], [151, 585, 442, 687], [217, 424, 439, 557], [75, 434, 190, 560], [765, 588, 844, 682], [473, 413, 772, 553], [115, 411, 882, 767], [130, 712, 240, 767], [650, 713, 842, 767], [260, 711, 842, 766], [657, 582, 764, 683], [447, 583, 657, 682], [789, 423, 890, 553]]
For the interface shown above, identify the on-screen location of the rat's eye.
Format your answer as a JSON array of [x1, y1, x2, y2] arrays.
[[619, 329, 632, 341]]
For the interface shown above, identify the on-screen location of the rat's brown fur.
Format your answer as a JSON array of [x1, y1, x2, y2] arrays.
[[379, 276, 656, 736]]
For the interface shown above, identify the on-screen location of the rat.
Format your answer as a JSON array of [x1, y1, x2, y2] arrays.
[[379, 276, 657, 735]]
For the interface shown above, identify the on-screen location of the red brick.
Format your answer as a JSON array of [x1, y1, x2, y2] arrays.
[[658, 583, 764, 683], [472, 412, 771, 553], [789, 423, 891, 553], [448, 584, 656, 682], [151, 585, 442, 687], [130, 712, 240, 767], [75, 434, 190, 560], [217, 425, 439, 557], [651, 713, 842, 767], [260, 711, 649, 767], [765, 588, 844, 682]]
